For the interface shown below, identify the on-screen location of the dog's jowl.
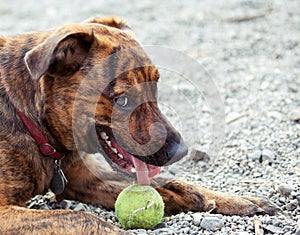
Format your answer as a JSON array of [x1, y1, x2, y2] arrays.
[[0, 17, 278, 234]]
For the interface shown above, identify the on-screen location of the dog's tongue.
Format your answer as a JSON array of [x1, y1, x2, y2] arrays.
[[132, 157, 161, 185]]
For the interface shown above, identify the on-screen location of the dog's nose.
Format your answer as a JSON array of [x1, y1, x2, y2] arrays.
[[164, 140, 188, 166]]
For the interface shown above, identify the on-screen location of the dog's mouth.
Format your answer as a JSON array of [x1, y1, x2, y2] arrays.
[[96, 129, 161, 185]]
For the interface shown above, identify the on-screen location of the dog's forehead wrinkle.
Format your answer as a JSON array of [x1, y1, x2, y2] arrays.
[[108, 68, 158, 98]]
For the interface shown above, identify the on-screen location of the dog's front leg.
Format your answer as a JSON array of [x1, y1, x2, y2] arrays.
[[153, 179, 279, 216]]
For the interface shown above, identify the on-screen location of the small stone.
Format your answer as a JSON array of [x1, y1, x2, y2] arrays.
[[277, 183, 295, 196], [154, 222, 166, 229], [154, 228, 172, 234], [261, 149, 275, 162], [73, 203, 86, 211], [247, 150, 262, 161], [289, 109, 300, 122], [260, 81, 269, 90], [39, 204, 50, 210], [253, 172, 262, 178], [127, 229, 147, 235], [200, 217, 224, 231], [27, 201, 38, 209], [59, 200, 72, 209], [267, 111, 282, 121], [44, 192, 56, 202], [181, 227, 190, 234], [296, 228, 300, 235], [264, 225, 283, 233], [183, 214, 193, 222], [190, 149, 210, 162], [286, 200, 298, 211], [279, 197, 286, 203], [192, 212, 202, 226], [234, 232, 251, 235], [34, 195, 43, 201]]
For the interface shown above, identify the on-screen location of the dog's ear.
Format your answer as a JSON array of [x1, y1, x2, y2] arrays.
[[25, 25, 94, 80], [82, 16, 129, 30]]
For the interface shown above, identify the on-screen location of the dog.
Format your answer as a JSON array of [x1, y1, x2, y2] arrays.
[[0, 17, 278, 234]]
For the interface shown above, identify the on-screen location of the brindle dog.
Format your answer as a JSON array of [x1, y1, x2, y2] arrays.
[[0, 17, 277, 234]]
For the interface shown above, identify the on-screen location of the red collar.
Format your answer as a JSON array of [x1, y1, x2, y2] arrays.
[[15, 108, 64, 160], [1, 65, 63, 160]]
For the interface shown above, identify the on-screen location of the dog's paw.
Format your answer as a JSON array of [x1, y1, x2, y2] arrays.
[[241, 196, 280, 216], [211, 195, 280, 216]]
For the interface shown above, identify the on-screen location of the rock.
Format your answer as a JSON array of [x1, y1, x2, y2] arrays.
[[277, 183, 295, 196], [59, 200, 72, 210], [127, 229, 147, 235], [180, 227, 190, 234], [73, 203, 86, 211], [27, 201, 38, 209], [286, 199, 298, 211], [153, 228, 172, 234], [261, 149, 276, 162], [267, 111, 283, 121], [279, 197, 286, 203], [264, 225, 283, 234], [200, 217, 224, 231], [154, 222, 166, 229], [192, 212, 202, 226], [247, 150, 262, 161], [289, 110, 300, 122], [296, 228, 300, 235], [183, 214, 193, 222], [260, 81, 269, 90], [190, 149, 210, 162]]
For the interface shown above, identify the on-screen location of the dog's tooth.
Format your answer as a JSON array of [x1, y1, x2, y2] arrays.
[[111, 147, 118, 154], [106, 141, 111, 147], [131, 167, 136, 173], [100, 132, 107, 140], [118, 153, 124, 159]]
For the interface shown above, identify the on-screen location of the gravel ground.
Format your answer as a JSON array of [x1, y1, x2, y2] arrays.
[[1, 0, 299, 234]]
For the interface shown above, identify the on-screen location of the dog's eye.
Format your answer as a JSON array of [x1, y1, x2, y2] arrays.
[[114, 96, 128, 108]]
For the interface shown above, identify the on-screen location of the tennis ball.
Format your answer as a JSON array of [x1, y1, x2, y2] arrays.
[[115, 184, 165, 229]]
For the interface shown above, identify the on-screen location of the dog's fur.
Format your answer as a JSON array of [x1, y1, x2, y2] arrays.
[[0, 17, 277, 234]]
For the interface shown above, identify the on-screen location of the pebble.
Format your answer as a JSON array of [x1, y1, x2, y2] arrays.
[[154, 223, 166, 229], [296, 228, 300, 235], [73, 203, 86, 211], [200, 217, 224, 231], [192, 212, 202, 226], [128, 229, 147, 235], [190, 149, 210, 162], [27, 201, 38, 209], [261, 149, 276, 162], [59, 200, 72, 210], [267, 111, 283, 121], [277, 183, 296, 196], [264, 224, 283, 234], [260, 81, 269, 90], [247, 150, 261, 161], [289, 109, 300, 122], [285, 199, 298, 211]]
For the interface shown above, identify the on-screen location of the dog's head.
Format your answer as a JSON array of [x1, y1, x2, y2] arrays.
[[25, 17, 188, 183]]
